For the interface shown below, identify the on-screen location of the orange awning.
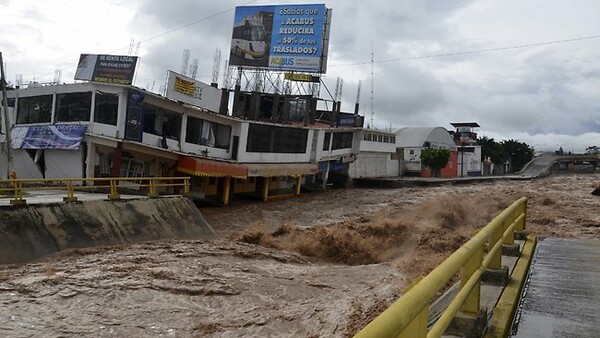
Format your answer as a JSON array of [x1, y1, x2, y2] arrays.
[[246, 163, 318, 177], [177, 156, 248, 179]]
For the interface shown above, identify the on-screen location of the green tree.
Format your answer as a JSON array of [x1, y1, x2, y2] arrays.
[[477, 136, 505, 164], [421, 148, 451, 177], [500, 139, 534, 172]]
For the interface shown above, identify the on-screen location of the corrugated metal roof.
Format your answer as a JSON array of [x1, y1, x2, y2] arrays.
[[395, 127, 455, 148]]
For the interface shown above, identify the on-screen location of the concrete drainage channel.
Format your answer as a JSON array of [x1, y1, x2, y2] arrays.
[[0, 196, 215, 265]]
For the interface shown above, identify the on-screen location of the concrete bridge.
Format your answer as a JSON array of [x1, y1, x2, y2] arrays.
[[518, 154, 600, 178], [354, 197, 600, 338]]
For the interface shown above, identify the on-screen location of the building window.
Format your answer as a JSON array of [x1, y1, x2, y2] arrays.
[[143, 103, 182, 140], [16, 95, 53, 124], [331, 132, 353, 150], [55, 92, 92, 122], [323, 132, 331, 150], [246, 123, 308, 153], [289, 97, 308, 122], [185, 116, 231, 149], [119, 157, 146, 182], [409, 149, 414, 155], [94, 92, 119, 125]]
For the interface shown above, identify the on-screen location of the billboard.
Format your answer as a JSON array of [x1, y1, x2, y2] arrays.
[[229, 4, 330, 73], [165, 71, 222, 112], [11, 125, 87, 150], [74, 54, 138, 85]]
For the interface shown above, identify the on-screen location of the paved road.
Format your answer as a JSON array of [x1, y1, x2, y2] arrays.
[[0, 189, 150, 206]]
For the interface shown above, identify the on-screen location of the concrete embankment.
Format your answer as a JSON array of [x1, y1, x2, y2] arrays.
[[0, 196, 215, 265]]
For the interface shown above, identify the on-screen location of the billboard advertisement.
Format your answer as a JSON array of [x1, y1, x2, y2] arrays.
[[74, 54, 138, 85], [165, 71, 222, 112], [229, 4, 330, 73]]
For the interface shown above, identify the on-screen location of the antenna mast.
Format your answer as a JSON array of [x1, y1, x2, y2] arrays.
[[181, 49, 190, 76], [211, 48, 221, 85], [190, 58, 199, 79], [370, 42, 374, 128], [354, 80, 361, 115]]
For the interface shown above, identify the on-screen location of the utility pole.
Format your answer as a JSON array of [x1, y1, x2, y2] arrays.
[[0, 52, 13, 179]]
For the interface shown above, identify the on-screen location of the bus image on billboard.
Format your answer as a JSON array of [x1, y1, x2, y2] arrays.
[[231, 19, 268, 61]]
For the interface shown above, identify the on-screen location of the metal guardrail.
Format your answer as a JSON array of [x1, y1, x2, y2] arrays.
[[0, 177, 191, 205], [354, 197, 528, 338]]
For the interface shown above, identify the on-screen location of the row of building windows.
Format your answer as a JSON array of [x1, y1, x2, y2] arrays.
[[363, 132, 396, 144], [186, 116, 231, 150], [16, 92, 119, 125], [323, 131, 354, 151], [247, 124, 308, 153], [16, 93, 233, 150]]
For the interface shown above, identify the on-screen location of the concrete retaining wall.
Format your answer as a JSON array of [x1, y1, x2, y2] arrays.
[[0, 197, 215, 265]]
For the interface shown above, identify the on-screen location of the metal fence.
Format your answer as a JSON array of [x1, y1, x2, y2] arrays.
[[354, 197, 528, 338], [0, 177, 191, 205]]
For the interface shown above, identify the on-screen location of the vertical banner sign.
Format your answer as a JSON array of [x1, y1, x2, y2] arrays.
[[229, 4, 328, 73], [75, 54, 139, 85], [125, 90, 145, 142]]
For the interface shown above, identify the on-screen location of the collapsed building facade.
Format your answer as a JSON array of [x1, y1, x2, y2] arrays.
[[0, 79, 362, 205]]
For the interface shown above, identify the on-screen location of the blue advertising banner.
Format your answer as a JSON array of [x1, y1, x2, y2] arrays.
[[125, 90, 145, 142], [230, 4, 328, 72], [11, 124, 87, 150]]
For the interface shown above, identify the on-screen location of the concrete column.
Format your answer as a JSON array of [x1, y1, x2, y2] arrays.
[[222, 176, 231, 206], [295, 176, 302, 195], [322, 161, 331, 190], [262, 177, 270, 201], [111, 142, 123, 179]]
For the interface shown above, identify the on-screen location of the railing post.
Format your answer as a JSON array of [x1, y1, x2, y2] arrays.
[[488, 218, 504, 270], [63, 179, 78, 202], [108, 178, 121, 201], [515, 202, 527, 232], [399, 276, 427, 338], [460, 245, 483, 314], [182, 177, 191, 197], [147, 178, 159, 198], [514, 200, 528, 240], [10, 179, 26, 205]]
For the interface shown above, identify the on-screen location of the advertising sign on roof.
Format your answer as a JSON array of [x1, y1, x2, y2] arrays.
[[165, 71, 222, 112], [74, 54, 138, 85], [229, 4, 330, 73]]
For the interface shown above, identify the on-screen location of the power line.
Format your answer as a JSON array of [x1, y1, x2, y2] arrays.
[[330, 34, 600, 68], [30, 0, 260, 81], [136, 0, 260, 45]]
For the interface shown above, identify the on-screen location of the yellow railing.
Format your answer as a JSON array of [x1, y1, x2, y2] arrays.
[[0, 177, 191, 205], [354, 197, 528, 338]]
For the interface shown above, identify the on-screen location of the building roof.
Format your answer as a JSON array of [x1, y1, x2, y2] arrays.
[[450, 122, 480, 128], [395, 127, 456, 148]]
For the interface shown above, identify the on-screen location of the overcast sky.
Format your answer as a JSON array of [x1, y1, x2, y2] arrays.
[[1, 0, 599, 152]]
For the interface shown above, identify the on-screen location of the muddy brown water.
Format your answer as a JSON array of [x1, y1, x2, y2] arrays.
[[1, 174, 598, 337]]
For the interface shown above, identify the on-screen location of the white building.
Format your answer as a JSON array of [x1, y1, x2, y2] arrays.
[[395, 127, 457, 177], [349, 129, 398, 178], [0, 82, 360, 204]]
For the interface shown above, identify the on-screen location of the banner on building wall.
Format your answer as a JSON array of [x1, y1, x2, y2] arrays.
[[165, 71, 222, 112], [11, 125, 87, 150], [74, 54, 139, 85], [125, 90, 144, 142]]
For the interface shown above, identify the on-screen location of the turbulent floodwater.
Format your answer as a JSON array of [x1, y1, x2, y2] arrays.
[[1, 174, 598, 337]]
